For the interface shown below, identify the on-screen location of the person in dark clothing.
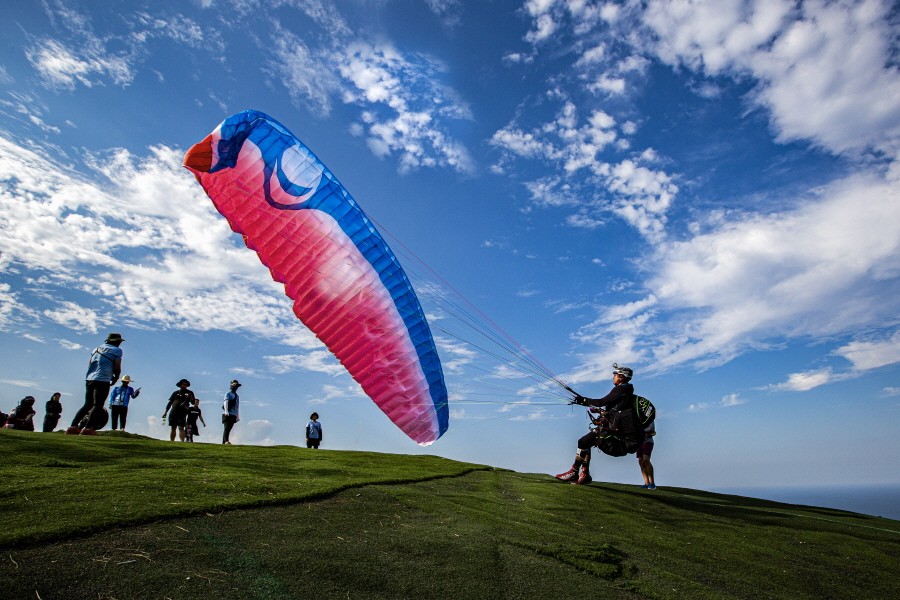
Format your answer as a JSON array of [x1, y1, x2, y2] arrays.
[[162, 379, 195, 442], [185, 397, 206, 442], [43, 392, 63, 432], [555, 364, 636, 485]]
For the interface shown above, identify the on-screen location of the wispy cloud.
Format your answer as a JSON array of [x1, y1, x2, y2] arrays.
[[26, 38, 133, 89], [688, 392, 747, 412], [264, 352, 346, 377], [769, 368, 842, 392]]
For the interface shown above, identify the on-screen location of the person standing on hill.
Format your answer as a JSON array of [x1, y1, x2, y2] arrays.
[[185, 397, 206, 442], [637, 421, 656, 490], [69, 333, 124, 434], [306, 412, 322, 448], [555, 363, 636, 486], [222, 380, 241, 444], [162, 379, 194, 442], [42, 392, 63, 432], [108, 375, 141, 431]]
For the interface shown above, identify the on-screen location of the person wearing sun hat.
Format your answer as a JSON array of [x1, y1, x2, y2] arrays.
[[108, 374, 141, 431], [68, 332, 124, 434], [162, 379, 195, 442]]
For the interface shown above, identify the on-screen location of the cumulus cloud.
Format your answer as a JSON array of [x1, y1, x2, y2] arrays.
[[834, 331, 900, 371], [0, 132, 323, 348], [565, 170, 899, 382], [231, 419, 277, 446], [643, 0, 900, 158], [43, 301, 103, 334], [264, 14, 475, 174], [505, 0, 900, 389], [647, 173, 899, 368], [490, 101, 676, 242], [337, 41, 475, 174]]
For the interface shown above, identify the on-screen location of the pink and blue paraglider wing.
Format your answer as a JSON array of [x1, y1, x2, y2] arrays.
[[183, 110, 448, 444]]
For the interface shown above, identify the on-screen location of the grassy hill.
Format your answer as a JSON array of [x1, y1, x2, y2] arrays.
[[0, 430, 897, 599]]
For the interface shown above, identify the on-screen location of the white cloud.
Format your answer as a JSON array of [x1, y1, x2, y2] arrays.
[[230, 419, 277, 446], [26, 38, 133, 89], [510, 408, 549, 421], [0, 132, 334, 345], [491, 102, 676, 242], [264, 351, 346, 377], [0, 284, 22, 329], [425, 0, 463, 27], [720, 393, 746, 407], [133, 11, 224, 52], [834, 331, 900, 371], [566, 169, 900, 382], [688, 393, 745, 411], [645, 172, 899, 370], [268, 26, 340, 117], [58, 339, 84, 351], [24, 3, 227, 92], [770, 368, 839, 392], [643, 0, 900, 158], [43, 301, 102, 334], [434, 336, 478, 375], [316, 383, 365, 403], [335, 41, 475, 174]]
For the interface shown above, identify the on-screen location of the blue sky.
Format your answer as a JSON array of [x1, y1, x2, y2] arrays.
[[1, 0, 898, 489]]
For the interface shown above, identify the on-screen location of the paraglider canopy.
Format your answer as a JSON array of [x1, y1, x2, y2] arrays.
[[184, 110, 449, 445]]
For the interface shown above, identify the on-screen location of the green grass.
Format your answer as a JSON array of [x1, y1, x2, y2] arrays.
[[1, 429, 898, 599]]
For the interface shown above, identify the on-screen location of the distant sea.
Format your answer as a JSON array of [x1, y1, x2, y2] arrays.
[[708, 484, 900, 521]]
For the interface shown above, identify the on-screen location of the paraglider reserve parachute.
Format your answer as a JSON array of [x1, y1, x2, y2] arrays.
[[183, 110, 449, 445]]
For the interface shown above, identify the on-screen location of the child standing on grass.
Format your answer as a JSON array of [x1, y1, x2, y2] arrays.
[[185, 398, 206, 442], [306, 412, 322, 449]]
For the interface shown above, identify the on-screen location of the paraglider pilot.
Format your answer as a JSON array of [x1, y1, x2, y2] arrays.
[[556, 364, 635, 485]]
